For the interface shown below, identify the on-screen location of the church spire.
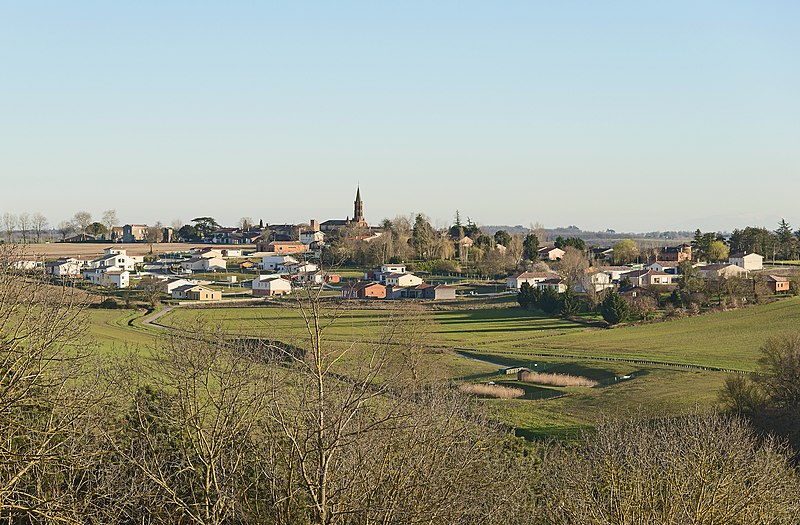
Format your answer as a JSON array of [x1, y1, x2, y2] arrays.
[[353, 185, 364, 223]]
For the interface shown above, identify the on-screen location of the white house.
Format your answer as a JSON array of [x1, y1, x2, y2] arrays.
[[89, 252, 138, 272], [260, 255, 299, 271], [599, 266, 634, 282], [384, 272, 424, 288], [158, 277, 203, 294], [575, 271, 614, 293], [251, 275, 292, 296], [84, 266, 130, 288], [538, 247, 565, 261], [300, 230, 325, 245], [181, 256, 226, 273], [647, 261, 681, 274], [729, 252, 763, 271], [47, 258, 84, 277], [506, 271, 559, 290], [537, 278, 567, 293], [9, 260, 40, 271], [193, 248, 225, 259], [621, 269, 677, 287], [697, 264, 749, 279], [285, 262, 319, 274]]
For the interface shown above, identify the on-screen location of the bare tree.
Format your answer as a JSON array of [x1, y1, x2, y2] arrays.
[[556, 246, 589, 289], [17, 212, 30, 243], [2, 212, 16, 243], [101, 209, 118, 240], [73, 211, 92, 236], [238, 216, 254, 230], [57, 220, 75, 241], [32, 212, 48, 243], [145, 222, 162, 253]]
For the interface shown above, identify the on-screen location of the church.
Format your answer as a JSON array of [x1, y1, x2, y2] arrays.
[[319, 187, 369, 232]]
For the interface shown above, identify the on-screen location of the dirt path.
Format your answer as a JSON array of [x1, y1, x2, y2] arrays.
[[140, 306, 174, 329]]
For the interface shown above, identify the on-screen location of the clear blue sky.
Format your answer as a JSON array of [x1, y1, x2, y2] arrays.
[[1, 1, 798, 232]]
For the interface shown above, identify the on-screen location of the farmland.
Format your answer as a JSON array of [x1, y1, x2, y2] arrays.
[[83, 295, 800, 439]]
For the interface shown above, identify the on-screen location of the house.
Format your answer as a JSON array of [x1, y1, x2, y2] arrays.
[[88, 249, 139, 272], [537, 278, 567, 293], [171, 285, 221, 301], [598, 266, 634, 282], [221, 248, 243, 257], [538, 247, 566, 261], [384, 272, 424, 288], [591, 247, 615, 262], [366, 264, 407, 283], [251, 275, 292, 296], [110, 226, 125, 242], [46, 258, 84, 277], [696, 264, 749, 279], [659, 244, 692, 262], [621, 269, 677, 287], [211, 228, 242, 244], [84, 267, 130, 288], [171, 284, 198, 300], [729, 252, 764, 271], [647, 261, 681, 274], [181, 256, 226, 273], [122, 224, 148, 243], [158, 278, 202, 294], [264, 241, 308, 254], [162, 227, 174, 243], [401, 283, 457, 300], [506, 271, 559, 290], [285, 262, 319, 275], [342, 281, 387, 299], [193, 248, 224, 259], [575, 270, 614, 293], [260, 255, 299, 271], [185, 286, 222, 301], [9, 260, 41, 271], [300, 230, 325, 245], [766, 275, 791, 293]]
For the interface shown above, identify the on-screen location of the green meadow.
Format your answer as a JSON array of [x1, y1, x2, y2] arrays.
[[84, 296, 800, 439]]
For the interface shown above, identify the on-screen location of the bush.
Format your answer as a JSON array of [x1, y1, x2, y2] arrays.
[[600, 291, 629, 325]]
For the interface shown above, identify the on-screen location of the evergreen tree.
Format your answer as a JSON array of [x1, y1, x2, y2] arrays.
[[539, 287, 561, 315], [523, 233, 540, 261], [517, 282, 533, 309], [559, 288, 580, 318], [494, 230, 512, 247], [600, 291, 630, 325]]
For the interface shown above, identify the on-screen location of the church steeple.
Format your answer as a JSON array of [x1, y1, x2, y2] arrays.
[[353, 186, 364, 223]]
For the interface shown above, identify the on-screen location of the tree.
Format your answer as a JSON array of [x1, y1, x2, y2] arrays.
[[411, 214, 436, 260], [191, 217, 220, 239], [600, 291, 629, 325], [56, 220, 74, 241], [523, 233, 540, 261], [239, 216, 254, 230], [493, 230, 512, 248], [517, 282, 534, 308], [177, 224, 198, 242], [555, 247, 588, 289], [86, 221, 108, 238], [145, 222, 163, 253], [554, 236, 585, 251], [775, 219, 796, 260], [543, 412, 800, 524], [722, 332, 800, 458], [558, 288, 580, 318], [2, 212, 16, 242], [611, 239, 639, 264], [707, 240, 730, 262], [32, 212, 48, 243], [538, 287, 561, 315], [17, 212, 30, 243], [73, 211, 92, 235], [101, 209, 118, 239]]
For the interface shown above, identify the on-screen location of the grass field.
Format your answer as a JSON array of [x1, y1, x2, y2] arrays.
[[83, 296, 800, 440]]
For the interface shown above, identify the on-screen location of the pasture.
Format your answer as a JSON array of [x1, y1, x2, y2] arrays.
[[82, 296, 800, 439]]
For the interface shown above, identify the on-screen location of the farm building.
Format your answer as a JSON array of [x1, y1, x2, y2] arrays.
[[342, 281, 387, 299]]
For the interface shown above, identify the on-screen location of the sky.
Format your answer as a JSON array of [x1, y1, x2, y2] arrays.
[[1, 1, 799, 233]]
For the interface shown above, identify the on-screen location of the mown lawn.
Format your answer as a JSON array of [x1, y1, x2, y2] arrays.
[[85, 309, 157, 353]]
